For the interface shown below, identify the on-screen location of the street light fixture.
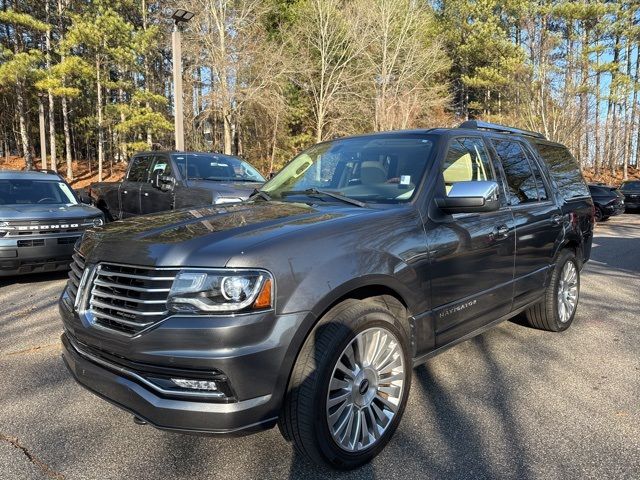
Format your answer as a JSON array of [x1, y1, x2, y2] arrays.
[[172, 9, 194, 23], [169, 9, 195, 151]]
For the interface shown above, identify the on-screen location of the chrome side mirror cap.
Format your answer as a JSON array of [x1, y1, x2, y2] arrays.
[[436, 181, 500, 214]]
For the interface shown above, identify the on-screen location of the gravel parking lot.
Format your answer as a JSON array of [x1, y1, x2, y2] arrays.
[[1, 214, 638, 480]]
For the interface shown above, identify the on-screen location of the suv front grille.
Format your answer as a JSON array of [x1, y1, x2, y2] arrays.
[[1, 219, 89, 237], [67, 254, 178, 336]]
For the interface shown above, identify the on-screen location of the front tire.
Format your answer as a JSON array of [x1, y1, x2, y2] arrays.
[[525, 250, 580, 332], [278, 299, 411, 469]]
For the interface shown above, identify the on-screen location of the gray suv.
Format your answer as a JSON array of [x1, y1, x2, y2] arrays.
[[59, 122, 594, 468], [0, 170, 104, 276]]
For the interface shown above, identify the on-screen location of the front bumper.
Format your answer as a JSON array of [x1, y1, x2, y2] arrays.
[[59, 297, 310, 435], [0, 234, 80, 276], [601, 202, 625, 217], [623, 195, 640, 209], [61, 333, 276, 434]]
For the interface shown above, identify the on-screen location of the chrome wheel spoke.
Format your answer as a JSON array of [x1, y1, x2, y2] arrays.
[[327, 391, 351, 409], [326, 327, 405, 452]]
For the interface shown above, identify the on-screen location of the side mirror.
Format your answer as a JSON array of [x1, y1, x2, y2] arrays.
[[436, 181, 500, 214], [76, 190, 92, 205], [151, 170, 174, 191]]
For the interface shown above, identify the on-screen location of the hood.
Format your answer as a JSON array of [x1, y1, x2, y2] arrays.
[[80, 201, 372, 267], [0, 203, 103, 221], [185, 179, 263, 200]]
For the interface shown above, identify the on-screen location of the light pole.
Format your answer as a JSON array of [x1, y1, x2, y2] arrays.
[[170, 9, 194, 151]]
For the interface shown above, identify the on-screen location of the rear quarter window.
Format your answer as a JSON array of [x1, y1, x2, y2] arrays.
[[529, 141, 589, 201]]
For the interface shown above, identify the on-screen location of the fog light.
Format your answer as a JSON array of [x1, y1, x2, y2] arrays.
[[171, 378, 218, 391]]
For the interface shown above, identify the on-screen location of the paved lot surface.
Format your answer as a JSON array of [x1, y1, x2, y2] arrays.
[[1, 214, 639, 480]]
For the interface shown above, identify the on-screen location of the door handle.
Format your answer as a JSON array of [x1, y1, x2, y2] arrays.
[[122, 190, 128, 195], [143, 192, 149, 197], [550, 214, 562, 225], [490, 225, 510, 241]]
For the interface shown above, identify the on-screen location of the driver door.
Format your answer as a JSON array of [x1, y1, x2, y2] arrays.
[[426, 136, 516, 346], [140, 155, 175, 214], [120, 155, 151, 218]]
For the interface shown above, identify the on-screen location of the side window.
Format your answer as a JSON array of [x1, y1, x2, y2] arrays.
[[149, 156, 172, 180], [127, 156, 152, 182], [529, 141, 589, 201], [492, 140, 540, 205], [526, 154, 548, 201], [442, 137, 494, 195]]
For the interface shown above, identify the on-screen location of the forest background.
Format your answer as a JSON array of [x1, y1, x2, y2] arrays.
[[1, 0, 639, 187]]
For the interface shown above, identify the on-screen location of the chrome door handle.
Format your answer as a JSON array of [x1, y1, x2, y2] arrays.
[[490, 225, 509, 241], [143, 192, 149, 197], [123, 190, 128, 195], [551, 214, 562, 225]]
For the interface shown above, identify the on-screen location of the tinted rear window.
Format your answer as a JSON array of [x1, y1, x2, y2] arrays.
[[530, 141, 589, 201], [621, 181, 640, 190]]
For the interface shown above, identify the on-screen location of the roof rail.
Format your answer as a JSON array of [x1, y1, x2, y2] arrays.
[[458, 120, 545, 139], [35, 169, 62, 176]]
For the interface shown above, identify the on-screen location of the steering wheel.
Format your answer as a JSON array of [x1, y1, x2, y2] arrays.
[[37, 197, 57, 204]]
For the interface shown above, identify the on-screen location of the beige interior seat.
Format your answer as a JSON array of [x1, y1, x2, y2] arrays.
[[360, 161, 387, 184]]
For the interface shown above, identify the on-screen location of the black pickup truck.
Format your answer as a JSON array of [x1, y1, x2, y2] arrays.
[[89, 151, 265, 220]]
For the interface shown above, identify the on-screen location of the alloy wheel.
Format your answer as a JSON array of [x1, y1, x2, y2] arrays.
[[325, 327, 405, 452], [557, 261, 578, 323]]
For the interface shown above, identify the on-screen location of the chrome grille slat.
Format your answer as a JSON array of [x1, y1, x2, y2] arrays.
[[93, 278, 171, 293], [90, 310, 155, 328], [90, 298, 168, 317], [91, 287, 167, 304], [96, 271, 175, 281]]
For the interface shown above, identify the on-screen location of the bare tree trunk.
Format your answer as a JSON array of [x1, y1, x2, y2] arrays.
[[57, 0, 73, 180], [45, 0, 57, 171], [96, 59, 104, 182], [17, 83, 34, 170], [142, 0, 152, 149], [38, 96, 47, 169], [270, 110, 279, 174], [223, 109, 232, 155], [595, 45, 602, 175]]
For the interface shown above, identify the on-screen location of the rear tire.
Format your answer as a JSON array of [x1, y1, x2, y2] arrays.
[[278, 299, 411, 469], [525, 250, 580, 332]]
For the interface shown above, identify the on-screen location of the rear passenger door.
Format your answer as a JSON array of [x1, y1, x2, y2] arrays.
[[490, 138, 562, 309], [120, 155, 152, 218]]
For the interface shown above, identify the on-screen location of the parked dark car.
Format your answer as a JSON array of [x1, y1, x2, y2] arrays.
[[89, 152, 265, 220], [0, 170, 104, 276], [588, 184, 625, 221], [59, 121, 594, 469], [619, 180, 640, 211]]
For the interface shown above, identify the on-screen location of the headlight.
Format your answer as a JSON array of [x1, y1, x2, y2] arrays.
[[167, 269, 273, 313], [85, 217, 104, 227]]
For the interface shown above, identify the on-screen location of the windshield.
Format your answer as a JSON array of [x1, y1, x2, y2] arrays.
[[0, 179, 77, 205], [261, 135, 436, 204], [621, 181, 640, 190], [173, 153, 265, 182]]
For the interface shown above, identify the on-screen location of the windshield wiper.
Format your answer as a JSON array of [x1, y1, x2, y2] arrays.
[[249, 189, 272, 201], [282, 188, 366, 208]]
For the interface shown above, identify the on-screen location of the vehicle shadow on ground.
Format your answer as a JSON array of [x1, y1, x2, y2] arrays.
[[0, 270, 69, 288]]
